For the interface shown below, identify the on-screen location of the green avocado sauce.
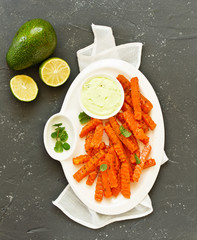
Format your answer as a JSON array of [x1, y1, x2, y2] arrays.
[[81, 77, 122, 116]]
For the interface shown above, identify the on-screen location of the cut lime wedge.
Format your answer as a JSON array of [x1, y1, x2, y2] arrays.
[[39, 57, 70, 87], [10, 75, 38, 102]]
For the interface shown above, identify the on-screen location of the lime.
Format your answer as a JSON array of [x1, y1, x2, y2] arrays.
[[10, 75, 38, 102], [39, 57, 70, 87]]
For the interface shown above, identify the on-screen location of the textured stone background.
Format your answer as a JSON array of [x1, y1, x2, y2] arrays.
[[0, 0, 197, 239]]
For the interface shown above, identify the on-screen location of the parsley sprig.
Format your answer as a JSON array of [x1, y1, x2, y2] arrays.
[[51, 123, 70, 153]]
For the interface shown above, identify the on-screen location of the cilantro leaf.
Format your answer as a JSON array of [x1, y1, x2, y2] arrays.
[[100, 164, 108, 172], [54, 141, 63, 153], [135, 154, 141, 164], [51, 132, 57, 138], [120, 125, 132, 138], [78, 112, 88, 120], [63, 142, 70, 150], [57, 127, 65, 133], [53, 123, 62, 127], [60, 131, 68, 142], [78, 112, 91, 124]]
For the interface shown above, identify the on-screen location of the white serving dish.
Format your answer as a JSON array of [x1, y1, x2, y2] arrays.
[[43, 59, 165, 215]]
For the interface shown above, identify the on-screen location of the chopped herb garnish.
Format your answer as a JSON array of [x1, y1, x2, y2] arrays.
[[60, 132, 68, 142], [53, 123, 62, 127], [78, 111, 91, 124], [51, 132, 57, 139], [51, 122, 70, 153], [63, 142, 70, 150], [100, 164, 108, 172], [57, 127, 65, 133], [54, 141, 63, 153], [120, 125, 132, 138], [135, 154, 141, 164]]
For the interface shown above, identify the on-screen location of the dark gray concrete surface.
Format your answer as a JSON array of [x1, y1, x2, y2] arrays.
[[0, 0, 197, 239]]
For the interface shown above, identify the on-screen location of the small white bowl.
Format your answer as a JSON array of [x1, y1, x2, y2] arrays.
[[79, 73, 124, 120], [43, 113, 77, 162]]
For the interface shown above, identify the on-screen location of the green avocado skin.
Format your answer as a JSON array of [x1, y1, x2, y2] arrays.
[[6, 19, 57, 70]]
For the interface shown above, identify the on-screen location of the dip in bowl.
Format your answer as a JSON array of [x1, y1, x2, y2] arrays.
[[80, 73, 124, 119]]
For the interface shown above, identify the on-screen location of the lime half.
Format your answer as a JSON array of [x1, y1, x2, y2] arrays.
[[39, 57, 70, 87], [10, 75, 38, 102]]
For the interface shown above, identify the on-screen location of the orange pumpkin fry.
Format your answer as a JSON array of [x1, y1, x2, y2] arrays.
[[138, 119, 149, 133], [101, 169, 112, 198], [122, 122, 138, 150], [116, 112, 125, 123], [112, 170, 121, 197], [117, 74, 152, 113], [121, 102, 132, 112], [80, 119, 102, 138], [109, 117, 137, 153], [105, 153, 118, 188], [104, 124, 128, 162], [85, 130, 94, 155], [142, 112, 156, 130], [130, 162, 136, 172], [143, 158, 156, 169], [120, 162, 131, 198], [140, 94, 153, 113], [117, 74, 131, 95], [125, 94, 133, 107], [104, 145, 109, 153], [95, 172, 104, 202], [99, 142, 106, 150], [124, 148, 134, 182], [109, 146, 121, 173], [133, 145, 152, 182], [132, 165, 142, 183], [130, 134, 139, 150], [115, 153, 120, 172], [90, 124, 104, 149], [123, 110, 149, 144], [73, 150, 105, 182], [91, 142, 107, 156], [129, 164, 134, 182], [140, 144, 152, 166], [86, 168, 99, 185], [73, 155, 91, 165], [130, 77, 142, 120], [113, 143, 128, 163], [130, 153, 137, 164], [90, 148, 99, 157], [108, 147, 119, 173]]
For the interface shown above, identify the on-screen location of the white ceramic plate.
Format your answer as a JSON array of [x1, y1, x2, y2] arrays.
[[44, 59, 165, 215]]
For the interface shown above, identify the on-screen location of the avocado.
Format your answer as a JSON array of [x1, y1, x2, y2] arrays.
[[6, 18, 57, 70]]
